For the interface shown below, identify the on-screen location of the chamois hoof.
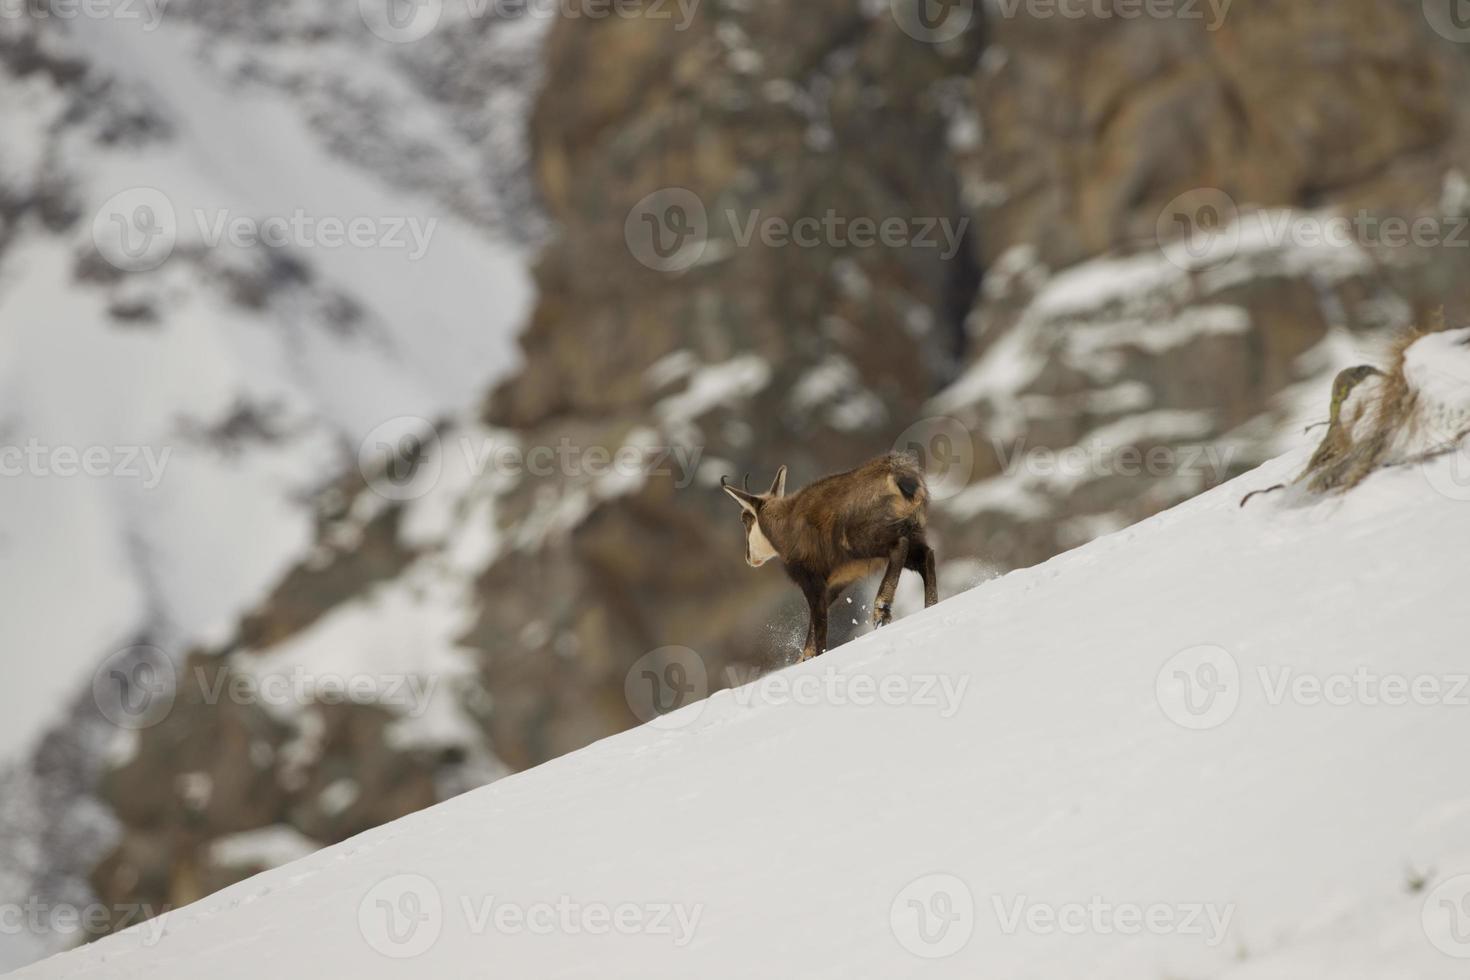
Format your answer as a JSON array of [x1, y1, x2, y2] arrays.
[[873, 603, 893, 628]]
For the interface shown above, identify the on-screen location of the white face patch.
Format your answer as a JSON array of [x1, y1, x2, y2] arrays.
[[746, 518, 777, 567]]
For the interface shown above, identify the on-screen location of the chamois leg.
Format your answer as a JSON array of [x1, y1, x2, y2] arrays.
[[873, 537, 910, 627], [904, 539, 939, 608], [911, 540, 934, 608], [800, 578, 830, 661]]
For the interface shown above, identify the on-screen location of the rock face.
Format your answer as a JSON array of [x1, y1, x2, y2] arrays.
[[11, 0, 1470, 955]]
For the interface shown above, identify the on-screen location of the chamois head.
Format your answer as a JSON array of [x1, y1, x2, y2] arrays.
[[720, 467, 787, 568]]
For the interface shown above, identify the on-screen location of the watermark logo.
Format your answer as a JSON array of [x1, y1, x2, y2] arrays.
[[625, 188, 709, 274], [1425, 0, 1470, 43], [1417, 351, 1470, 502], [359, 417, 443, 501], [1421, 434, 1470, 502], [1423, 874, 1470, 958], [893, 416, 974, 502], [359, 873, 444, 958], [1156, 644, 1240, 730], [625, 646, 709, 729], [889, 0, 974, 43], [360, 0, 441, 42], [890, 873, 975, 958], [92, 187, 177, 273], [92, 645, 176, 730], [1156, 187, 1240, 270]]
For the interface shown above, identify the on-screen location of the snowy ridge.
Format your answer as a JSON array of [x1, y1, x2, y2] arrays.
[[927, 196, 1434, 548], [13, 432, 1470, 977]]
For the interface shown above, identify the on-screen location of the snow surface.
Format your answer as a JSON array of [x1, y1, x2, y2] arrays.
[[1403, 329, 1470, 453], [13, 442, 1470, 978], [208, 826, 321, 871]]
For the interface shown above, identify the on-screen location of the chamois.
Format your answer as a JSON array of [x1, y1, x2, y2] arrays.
[[721, 452, 939, 661]]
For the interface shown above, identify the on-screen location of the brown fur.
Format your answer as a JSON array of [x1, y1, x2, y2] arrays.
[[722, 452, 939, 660]]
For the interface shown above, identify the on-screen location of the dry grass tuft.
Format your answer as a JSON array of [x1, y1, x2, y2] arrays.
[[1243, 318, 1459, 506]]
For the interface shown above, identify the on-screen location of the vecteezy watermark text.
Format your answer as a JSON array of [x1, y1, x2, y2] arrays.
[[192, 666, 440, 718], [992, 895, 1235, 946], [195, 209, 437, 260], [92, 645, 442, 730], [1257, 666, 1470, 709], [0, 0, 168, 30], [625, 188, 969, 273], [888, 0, 1228, 44], [995, 437, 1235, 485], [1157, 188, 1470, 270], [1157, 644, 1470, 731], [357, 874, 702, 959], [459, 435, 703, 489], [0, 899, 170, 947], [722, 664, 970, 718], [359, 0, 700, 44], [92, 188, 440, 273], [624, 646, 972, 730], [989, 0, 1231, 28], [357, 417, 705, 501], [0, 440, 171, 488], [887, 873, 1234, 959]]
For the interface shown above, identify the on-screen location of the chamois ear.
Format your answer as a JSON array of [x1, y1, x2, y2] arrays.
[[768, 465, 787, 498], [720, 476, 762, 513]]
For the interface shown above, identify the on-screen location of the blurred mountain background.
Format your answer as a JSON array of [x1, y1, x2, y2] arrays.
[[3, 0, 1470, 968]]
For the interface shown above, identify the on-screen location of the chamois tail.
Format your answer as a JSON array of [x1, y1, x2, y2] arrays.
[[887, 451, 928, 505]]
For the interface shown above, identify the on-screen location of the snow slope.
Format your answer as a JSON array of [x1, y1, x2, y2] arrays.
[[12, 439, 1470, 978]]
